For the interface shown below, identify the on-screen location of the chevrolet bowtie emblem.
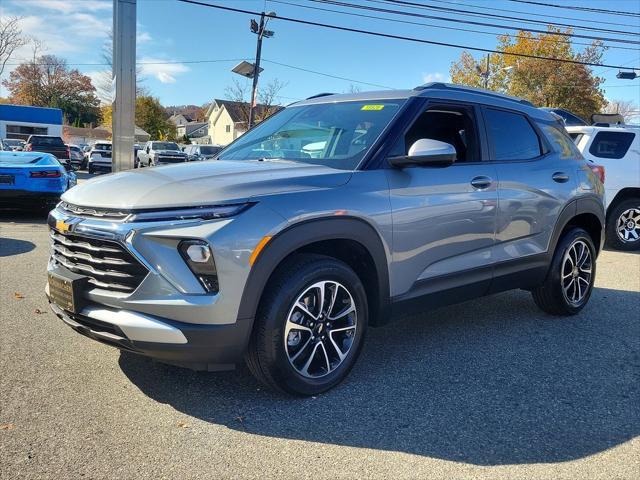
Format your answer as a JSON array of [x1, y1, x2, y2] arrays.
[[55, 219, 71, 233]]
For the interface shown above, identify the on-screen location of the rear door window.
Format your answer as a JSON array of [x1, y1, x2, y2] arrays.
[[588, 131, 635, 159], [484, 108, 542, 161]]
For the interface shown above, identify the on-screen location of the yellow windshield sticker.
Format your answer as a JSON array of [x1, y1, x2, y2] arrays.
[[361, 104, 385, 111]]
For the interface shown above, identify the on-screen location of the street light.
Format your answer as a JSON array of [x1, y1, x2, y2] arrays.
[[246, 11, 276, 129], [617, 70, 638, 80]]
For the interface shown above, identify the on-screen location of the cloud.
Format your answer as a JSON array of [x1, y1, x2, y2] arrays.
[[422, 72, 446, 83], [19, 0, 111, 14], [137, 32, 152, 43], [139, 58, 189, 84]]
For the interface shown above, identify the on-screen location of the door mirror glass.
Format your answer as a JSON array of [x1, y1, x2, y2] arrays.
[[390, 138, 457, 168]]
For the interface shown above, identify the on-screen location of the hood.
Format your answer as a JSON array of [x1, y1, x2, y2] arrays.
[[62, 160, 352, 210]]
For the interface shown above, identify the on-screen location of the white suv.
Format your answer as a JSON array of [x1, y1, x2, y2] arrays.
[[87, 142, 112, 174], [567, 125, 640, 250]]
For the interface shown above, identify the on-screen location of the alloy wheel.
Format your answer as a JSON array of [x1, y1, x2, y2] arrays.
[[616, 207, 640, 243], [284, 281, 357, 378], [561, 239, 593, 305]]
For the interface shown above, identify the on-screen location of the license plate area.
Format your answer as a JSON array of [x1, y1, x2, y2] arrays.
[[0, 174, 14, 185], [48, 267, 88, 314]]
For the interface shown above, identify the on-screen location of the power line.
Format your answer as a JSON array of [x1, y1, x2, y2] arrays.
[[424, 0, 640, 29], [307, 0, 640, 45], [506, 0, 640, 18], [262, 59, 395, 88], [271, 0, 639, 52], [372, 0, 640, 36], [175, 0, 640, 70]]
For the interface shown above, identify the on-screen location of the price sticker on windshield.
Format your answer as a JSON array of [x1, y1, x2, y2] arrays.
[[361, 104, 385, 111]]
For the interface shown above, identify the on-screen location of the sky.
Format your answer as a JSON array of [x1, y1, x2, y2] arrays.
[[1, 0, 638, 115]]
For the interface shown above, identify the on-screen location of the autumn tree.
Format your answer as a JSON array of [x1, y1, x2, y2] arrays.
[[0, 16, 30, 78], [3, 54, 101, 125], [135, 96, 174, 140], [450, 27, 607, 120], [224, 78, 287, 124]]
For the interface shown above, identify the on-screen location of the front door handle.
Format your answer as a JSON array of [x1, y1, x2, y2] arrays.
[[552, 172, 570, 183], [470, 176, 492, 190]]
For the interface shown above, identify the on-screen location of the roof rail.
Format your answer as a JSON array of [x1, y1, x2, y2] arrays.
[[413, 82, 534, 107], [306, 92, 336, 100]]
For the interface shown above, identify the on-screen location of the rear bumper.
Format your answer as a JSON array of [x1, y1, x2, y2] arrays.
[[49, 300, 252, 371], [89, 163, 112, 172], [0, 189, 61, 203]]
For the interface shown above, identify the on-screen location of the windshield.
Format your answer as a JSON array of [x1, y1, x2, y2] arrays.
[[30, 136, 64, 146], [219, 99, 406, 169], [94, 143, 112, 151], [0, 153, 44, 164], [200, 146, 222, 155], [153, 142, 180, 151]]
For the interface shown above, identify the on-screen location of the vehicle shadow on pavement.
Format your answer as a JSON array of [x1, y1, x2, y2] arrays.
[[0, 237, 36, 257], [118, 286, 639, 466]]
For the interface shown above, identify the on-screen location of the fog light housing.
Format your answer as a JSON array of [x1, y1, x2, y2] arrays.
[[178, 240, 219, 293]]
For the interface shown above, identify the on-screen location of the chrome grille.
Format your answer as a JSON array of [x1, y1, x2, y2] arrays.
[[50, 230, 148, 293], [59, 202, 131, 221]]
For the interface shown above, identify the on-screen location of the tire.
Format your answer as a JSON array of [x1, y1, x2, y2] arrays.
[[532, 227, 596, 316], [606, 198, 640, 251], [246, 254, 368, 396]]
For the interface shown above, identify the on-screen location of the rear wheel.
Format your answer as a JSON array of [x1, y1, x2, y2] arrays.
[[532, 227, 596, 316], [246, 254, 368, 396], [606, 199, 640, 251]]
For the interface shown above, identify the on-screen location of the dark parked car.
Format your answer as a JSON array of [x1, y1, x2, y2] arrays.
[[184, 144, 223, 161], [25, 135, 71, 165]]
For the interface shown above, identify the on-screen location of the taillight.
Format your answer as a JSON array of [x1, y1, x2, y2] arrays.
[[30, 170, 61, 178], [65, 146, 70, 158], [589, 164, 605, 184]]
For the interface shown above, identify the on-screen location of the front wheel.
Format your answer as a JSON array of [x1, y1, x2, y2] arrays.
[[606, 199, 640, 251], [532, 227, 596, 316], [246, 254, 368, 396]]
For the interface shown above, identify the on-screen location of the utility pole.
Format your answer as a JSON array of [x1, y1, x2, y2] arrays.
[[248, 12, 275, 129], [112, 0, 136, 172], [483, 53, 490, 89]]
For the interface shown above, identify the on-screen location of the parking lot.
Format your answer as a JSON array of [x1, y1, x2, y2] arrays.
[[1, 203, 638, 479]]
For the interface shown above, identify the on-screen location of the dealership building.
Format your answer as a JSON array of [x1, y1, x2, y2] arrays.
[[0, 104, 63, 140]]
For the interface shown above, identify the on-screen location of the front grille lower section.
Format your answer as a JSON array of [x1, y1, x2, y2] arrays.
[[50, 230, 148, 293]]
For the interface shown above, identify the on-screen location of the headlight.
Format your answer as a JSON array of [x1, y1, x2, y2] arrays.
[[126, 203, 251, 222], [178, 240, 218, 293]]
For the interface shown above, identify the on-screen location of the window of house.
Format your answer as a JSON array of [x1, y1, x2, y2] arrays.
[[484, 108, 542, 160], [226, 125, 231, 133], [588, 131, 635, 159]]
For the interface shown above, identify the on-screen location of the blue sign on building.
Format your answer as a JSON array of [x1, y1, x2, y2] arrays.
[[0, 104, 64, 140]]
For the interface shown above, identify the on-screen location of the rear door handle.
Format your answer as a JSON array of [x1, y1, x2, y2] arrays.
[[470, 176, 492, 190], [552, 172, 570, 183]]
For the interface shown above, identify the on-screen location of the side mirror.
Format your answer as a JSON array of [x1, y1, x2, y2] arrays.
[[146, 147, 150, 153], [389, 138, 456, 168]]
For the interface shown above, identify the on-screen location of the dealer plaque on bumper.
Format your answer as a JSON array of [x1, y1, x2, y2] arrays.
[[48, 268, 87, 314]]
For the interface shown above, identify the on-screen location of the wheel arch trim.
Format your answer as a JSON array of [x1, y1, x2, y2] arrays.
[[236, 216, 391, 327]]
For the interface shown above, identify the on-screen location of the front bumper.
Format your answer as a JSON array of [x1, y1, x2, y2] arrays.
[[49, 300, 251, 370], [45, 202, 287, 369], [88, 162, 112, 172]]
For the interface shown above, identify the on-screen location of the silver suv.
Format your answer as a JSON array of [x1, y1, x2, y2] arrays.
[[46, 84, 605, 395]]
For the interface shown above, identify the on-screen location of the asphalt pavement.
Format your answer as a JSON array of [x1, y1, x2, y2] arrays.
[[1, 208, 639, 479]]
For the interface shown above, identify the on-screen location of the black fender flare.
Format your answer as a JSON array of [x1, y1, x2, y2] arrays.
[[548, 195, 605, 260], [236, 216, 391, 329]]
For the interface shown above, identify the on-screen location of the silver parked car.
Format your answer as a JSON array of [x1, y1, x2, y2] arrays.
[[46, 84, 605, 395], [137, 141, 187, 167]]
